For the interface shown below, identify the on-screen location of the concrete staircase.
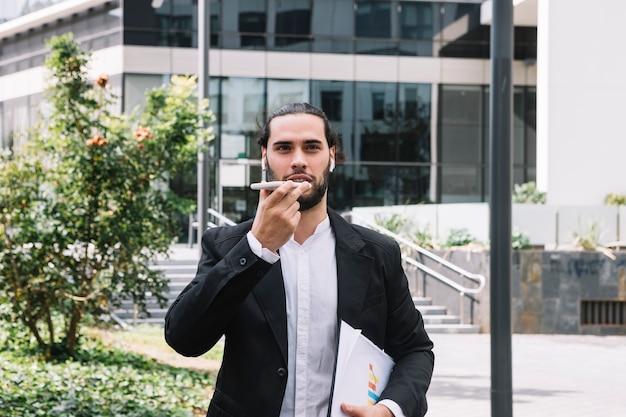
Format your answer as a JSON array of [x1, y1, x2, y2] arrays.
[[113, 246, 480, 334], [112, 256, 198, 326], [414, 296, 480, 334]]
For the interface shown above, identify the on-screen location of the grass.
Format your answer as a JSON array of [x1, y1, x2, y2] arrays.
[[86, 324, 223, 372], [0, 321, 222, 417]]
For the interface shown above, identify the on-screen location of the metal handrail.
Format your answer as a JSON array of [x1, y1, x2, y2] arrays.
[[207, 208, 237, 226], [343, 211, 486, 324], [402, 256, 483, 295], [343, 211, 485, 289]]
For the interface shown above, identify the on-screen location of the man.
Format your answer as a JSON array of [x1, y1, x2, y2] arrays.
[[165, 102, 434, 417]]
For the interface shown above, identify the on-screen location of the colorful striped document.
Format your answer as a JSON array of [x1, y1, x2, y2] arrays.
[[329, 321, 395, 417]]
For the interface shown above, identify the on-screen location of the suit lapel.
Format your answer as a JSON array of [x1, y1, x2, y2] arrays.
[[330, 210, 373, 329], [252, 260, 288, 363]]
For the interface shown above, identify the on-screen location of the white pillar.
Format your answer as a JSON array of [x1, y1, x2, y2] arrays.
[[537, 0, 626, 205]]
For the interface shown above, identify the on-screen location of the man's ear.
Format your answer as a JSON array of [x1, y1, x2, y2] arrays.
[[261, 149, 267, 170]]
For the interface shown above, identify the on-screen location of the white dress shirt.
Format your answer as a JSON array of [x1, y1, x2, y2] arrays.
[[279, 216, 338, 417]]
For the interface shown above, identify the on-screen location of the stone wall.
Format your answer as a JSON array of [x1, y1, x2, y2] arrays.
[[512, 250, 626, 335], [418, 249, 626, 335]]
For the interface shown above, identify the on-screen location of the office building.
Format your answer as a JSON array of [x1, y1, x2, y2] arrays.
[[5, 1, 608, 239]]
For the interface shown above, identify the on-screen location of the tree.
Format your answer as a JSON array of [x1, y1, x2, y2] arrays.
[[0, 33, 213, 358]]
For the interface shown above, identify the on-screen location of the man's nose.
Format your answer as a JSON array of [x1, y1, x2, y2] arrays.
[[290, 149, 307, 168]]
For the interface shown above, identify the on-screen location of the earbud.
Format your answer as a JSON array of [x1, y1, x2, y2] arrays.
[[330, 158, 335, 172], [261, 158, 266, 171]]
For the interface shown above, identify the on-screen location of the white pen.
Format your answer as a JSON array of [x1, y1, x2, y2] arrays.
[[250, 181, 286, 191]]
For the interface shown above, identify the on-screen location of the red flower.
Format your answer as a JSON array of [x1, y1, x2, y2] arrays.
[[87, 135, 108, 147], [95, 74, 109, 88], [133, 126, 153, 142]]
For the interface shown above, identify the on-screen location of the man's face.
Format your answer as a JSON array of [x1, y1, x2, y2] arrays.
[[263, 113, 335, 212]]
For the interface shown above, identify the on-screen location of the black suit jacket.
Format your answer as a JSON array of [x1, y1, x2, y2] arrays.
[[165, 209, 434, 417]]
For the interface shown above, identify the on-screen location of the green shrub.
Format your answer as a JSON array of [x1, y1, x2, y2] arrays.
[[572, 221, 602, 250], [440, 228, 479, 248], [412, 226, 435, 249], [374, 213, 407, 234], [512, 228, 532, 250], [0, 319, 214, 417], [604, 192, 626, 206], [513, 181, 546, 204]]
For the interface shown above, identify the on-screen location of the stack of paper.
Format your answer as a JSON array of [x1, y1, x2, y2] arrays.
[[329, 321, 395, 416]]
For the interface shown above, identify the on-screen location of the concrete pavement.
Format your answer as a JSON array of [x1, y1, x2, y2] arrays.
[[426, 333, 626, 416]]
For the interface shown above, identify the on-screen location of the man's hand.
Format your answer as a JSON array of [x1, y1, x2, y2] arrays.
[[250, 181, 311, 252], [340, 403, 394, 417]]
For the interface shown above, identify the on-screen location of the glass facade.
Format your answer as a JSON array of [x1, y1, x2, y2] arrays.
[[209, 76, 427, 220], [0, 0, 538, 235], [206, 77, 535, 222], [0, 1, 537, 76], [438, 84, 537, 203], [122, 0, 536, 60], [123, 0, 197, 47]]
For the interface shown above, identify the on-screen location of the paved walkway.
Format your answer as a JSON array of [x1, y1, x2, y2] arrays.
[[427, 333, 626, 416], [164, 245, 626, 416]]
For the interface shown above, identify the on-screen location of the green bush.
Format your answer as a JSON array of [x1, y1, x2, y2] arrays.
[[513, 181, 546, 204], [512, 228, 532, 250], [0, 313, 214, 417], [572, 221, 602, 251], [440, 228, 479, 248], [412, 226, 435, 249], [604, 192, 626, 206], [374, 213, 407, 234]]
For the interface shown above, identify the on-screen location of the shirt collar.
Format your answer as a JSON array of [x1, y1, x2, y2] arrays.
[[286, 215, 331, 248]]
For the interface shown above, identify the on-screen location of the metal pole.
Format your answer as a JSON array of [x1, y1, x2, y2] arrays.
[[489, 0, 513, 416], [197, 0, 211, 255]]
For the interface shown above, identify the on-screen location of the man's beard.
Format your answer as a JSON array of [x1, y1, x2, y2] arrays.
[[266, 163, 330, 212]]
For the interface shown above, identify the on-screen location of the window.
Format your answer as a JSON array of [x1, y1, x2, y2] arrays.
[[355, 1, 391, 38], [439, 2, 489, 59], [267, 79, 310, 112], [397, 84, 431, 163], [238, 0, 267, 47], [239, 12, 266, 47], [274, 0, 311, 47], [310, 79, 354, 160], [321, 91, 343, 121], [438, 85, 486, 202], [221, 77, 265, 132], [124, 0, 195, 47], [355, 81, 431, 166], [513, 87, 537, 185], [438, 84, 537, 202], [399, 2, 436, 40], [311, 0, 354, 53], [371, 92, 387, 120]]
